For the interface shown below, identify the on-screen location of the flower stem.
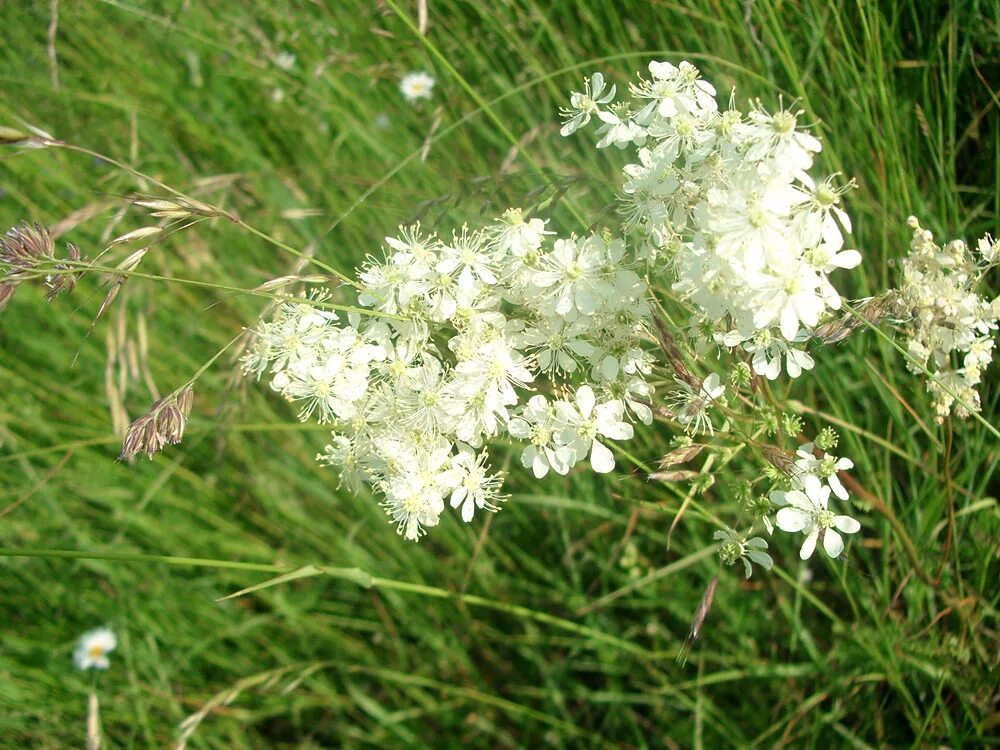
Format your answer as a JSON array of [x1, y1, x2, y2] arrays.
[[86, 691, 100, 750]]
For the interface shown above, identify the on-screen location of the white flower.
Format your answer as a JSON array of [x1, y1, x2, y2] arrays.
[[616, 376, 655, 426], [493, 208, 553, 258], [748, 262, 826, 340], [381, 440, 458, 540], [449, 448, 505, 522], [517, 316, 594, 373], [773, 475, 860, 559], [631, 60, 717, 123], [395, 360, 456, 435], [507, 395, 575, 478], [560, 72, 616, 136], [744, 105, 821, 172], [899, 218, 1000, 421], [273, 51, 296, 70], [794, 442, 854, 500], [532, 237, 609, 317], [318, 434, 370, 491], [436, 225, 497, 290], [399, 71, 435, 103], [595, 106, 646, 149], [620, 146, 680, 230], [73, 628, 116, 670], [454, 336, 534, 411], [556, 385, 634, 473], [423, 265, 460, 322], [744, 332, 814, 380], [977, 233, 999, 263], [667, 373, 724, 435]]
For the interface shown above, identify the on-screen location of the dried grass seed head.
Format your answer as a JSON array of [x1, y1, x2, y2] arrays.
[[119, 385, 194, 460], [0, 222, 54, 272]]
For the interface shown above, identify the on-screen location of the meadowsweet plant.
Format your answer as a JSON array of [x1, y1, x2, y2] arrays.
[[1, 60, 993, 589], [243, 212, 654, 539], [558, 61, 870, 572], [897, 218, 1000, 421], [561, 61, 862, 380], [234, 59, 877, 565]]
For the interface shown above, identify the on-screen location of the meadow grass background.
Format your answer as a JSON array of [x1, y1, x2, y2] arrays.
[[0, 1, 998, 747]]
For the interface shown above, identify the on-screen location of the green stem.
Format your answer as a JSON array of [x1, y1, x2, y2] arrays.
[[43, 261, 399, 319], [0, 547, 283, 572], [48, 141, 353, 282], [0, 547, 658, 659], [234, 219, 357, 289]]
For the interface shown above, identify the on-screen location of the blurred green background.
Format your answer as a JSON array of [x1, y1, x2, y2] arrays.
[[0, 1, 997, 747]]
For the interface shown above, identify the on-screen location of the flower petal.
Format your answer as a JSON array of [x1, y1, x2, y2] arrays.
[[833, 515, 860, 534], [590, 440, 615, 473], [799, 531, 818, 560], [601, 420, 633, 441], [776, 507, 809, 532], [822, 529, 844, 558]]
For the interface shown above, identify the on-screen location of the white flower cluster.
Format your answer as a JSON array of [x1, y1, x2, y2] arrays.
[[561, 61, 862, 379], [771, 442, 860, 560], [244, 211, 654, 540], [899, 218, 999, 421]]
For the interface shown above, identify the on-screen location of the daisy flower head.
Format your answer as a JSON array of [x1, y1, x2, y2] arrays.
[[273, 51, 296, 71], [73, 627, 116, 670], [399, 71, 435, 103]]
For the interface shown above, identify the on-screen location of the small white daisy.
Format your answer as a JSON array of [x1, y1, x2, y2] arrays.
[[73, 628, 117, 670], [399, 71, 435, 103], [273, 51, 296, 71]]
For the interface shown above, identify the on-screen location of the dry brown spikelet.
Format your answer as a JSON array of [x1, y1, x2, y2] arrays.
[[119, 385, 194, 461]]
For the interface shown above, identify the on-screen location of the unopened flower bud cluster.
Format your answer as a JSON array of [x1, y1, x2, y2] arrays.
[[899, 218, 999, 421], [243, 211, 654, 540], [561, 61, 862, 379]]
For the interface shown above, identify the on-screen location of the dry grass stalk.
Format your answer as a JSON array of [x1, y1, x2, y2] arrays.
[[813, 291, 909, 344], [86, 690, 100, 750], [652, 312, 699, 387], [760, 444, 795, 475], [678, 574, 719, 665]]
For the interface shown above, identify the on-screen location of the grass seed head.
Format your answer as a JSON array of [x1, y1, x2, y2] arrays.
[[120, 385, 194, 460], [1, 222, 54, 272], [0, 282, 15, 311]]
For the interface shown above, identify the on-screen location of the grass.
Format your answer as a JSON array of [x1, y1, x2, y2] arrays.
[[0, 0, 997, 747]]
